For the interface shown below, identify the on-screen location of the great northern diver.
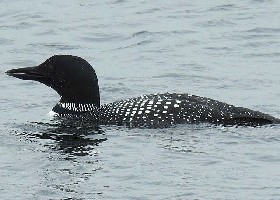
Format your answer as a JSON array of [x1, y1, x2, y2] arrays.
[[6, 55, 280, 127]]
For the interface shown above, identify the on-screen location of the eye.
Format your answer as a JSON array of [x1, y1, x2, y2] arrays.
[[48, 65, 53, 71]]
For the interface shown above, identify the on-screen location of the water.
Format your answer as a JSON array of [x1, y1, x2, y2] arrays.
[[1, 0, 280, 199]]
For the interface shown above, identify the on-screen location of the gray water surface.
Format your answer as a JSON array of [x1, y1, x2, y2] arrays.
[[1, 1, 280, 199]]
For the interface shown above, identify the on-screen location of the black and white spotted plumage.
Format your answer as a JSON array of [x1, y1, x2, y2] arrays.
[[53, 93, 279, 127], [6, 55, 280, 128]]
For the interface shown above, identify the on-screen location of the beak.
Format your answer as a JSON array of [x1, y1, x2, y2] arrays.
[[6, 66, 45, 81]]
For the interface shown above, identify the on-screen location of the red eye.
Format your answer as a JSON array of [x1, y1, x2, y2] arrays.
[[48, 65, 53, 70]]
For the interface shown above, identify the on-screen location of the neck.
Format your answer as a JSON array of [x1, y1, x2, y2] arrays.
[[58, 85, 100, 107], [60, 94, 100, 107], [52, 102, 99, 115]]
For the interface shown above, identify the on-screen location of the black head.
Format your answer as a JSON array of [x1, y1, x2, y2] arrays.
[[6, 55, 100, 107]]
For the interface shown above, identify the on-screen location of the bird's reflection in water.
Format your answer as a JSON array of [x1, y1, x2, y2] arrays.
[[18, 117, 107, 157]]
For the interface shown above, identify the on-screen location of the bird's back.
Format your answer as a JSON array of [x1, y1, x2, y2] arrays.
[[99, 93, 279, 127]]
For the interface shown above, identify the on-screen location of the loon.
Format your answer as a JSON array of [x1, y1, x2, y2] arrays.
[[6, 55, 280, 127]]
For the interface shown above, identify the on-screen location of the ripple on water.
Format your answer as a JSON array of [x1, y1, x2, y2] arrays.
[[28, 43, 82, 51]]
